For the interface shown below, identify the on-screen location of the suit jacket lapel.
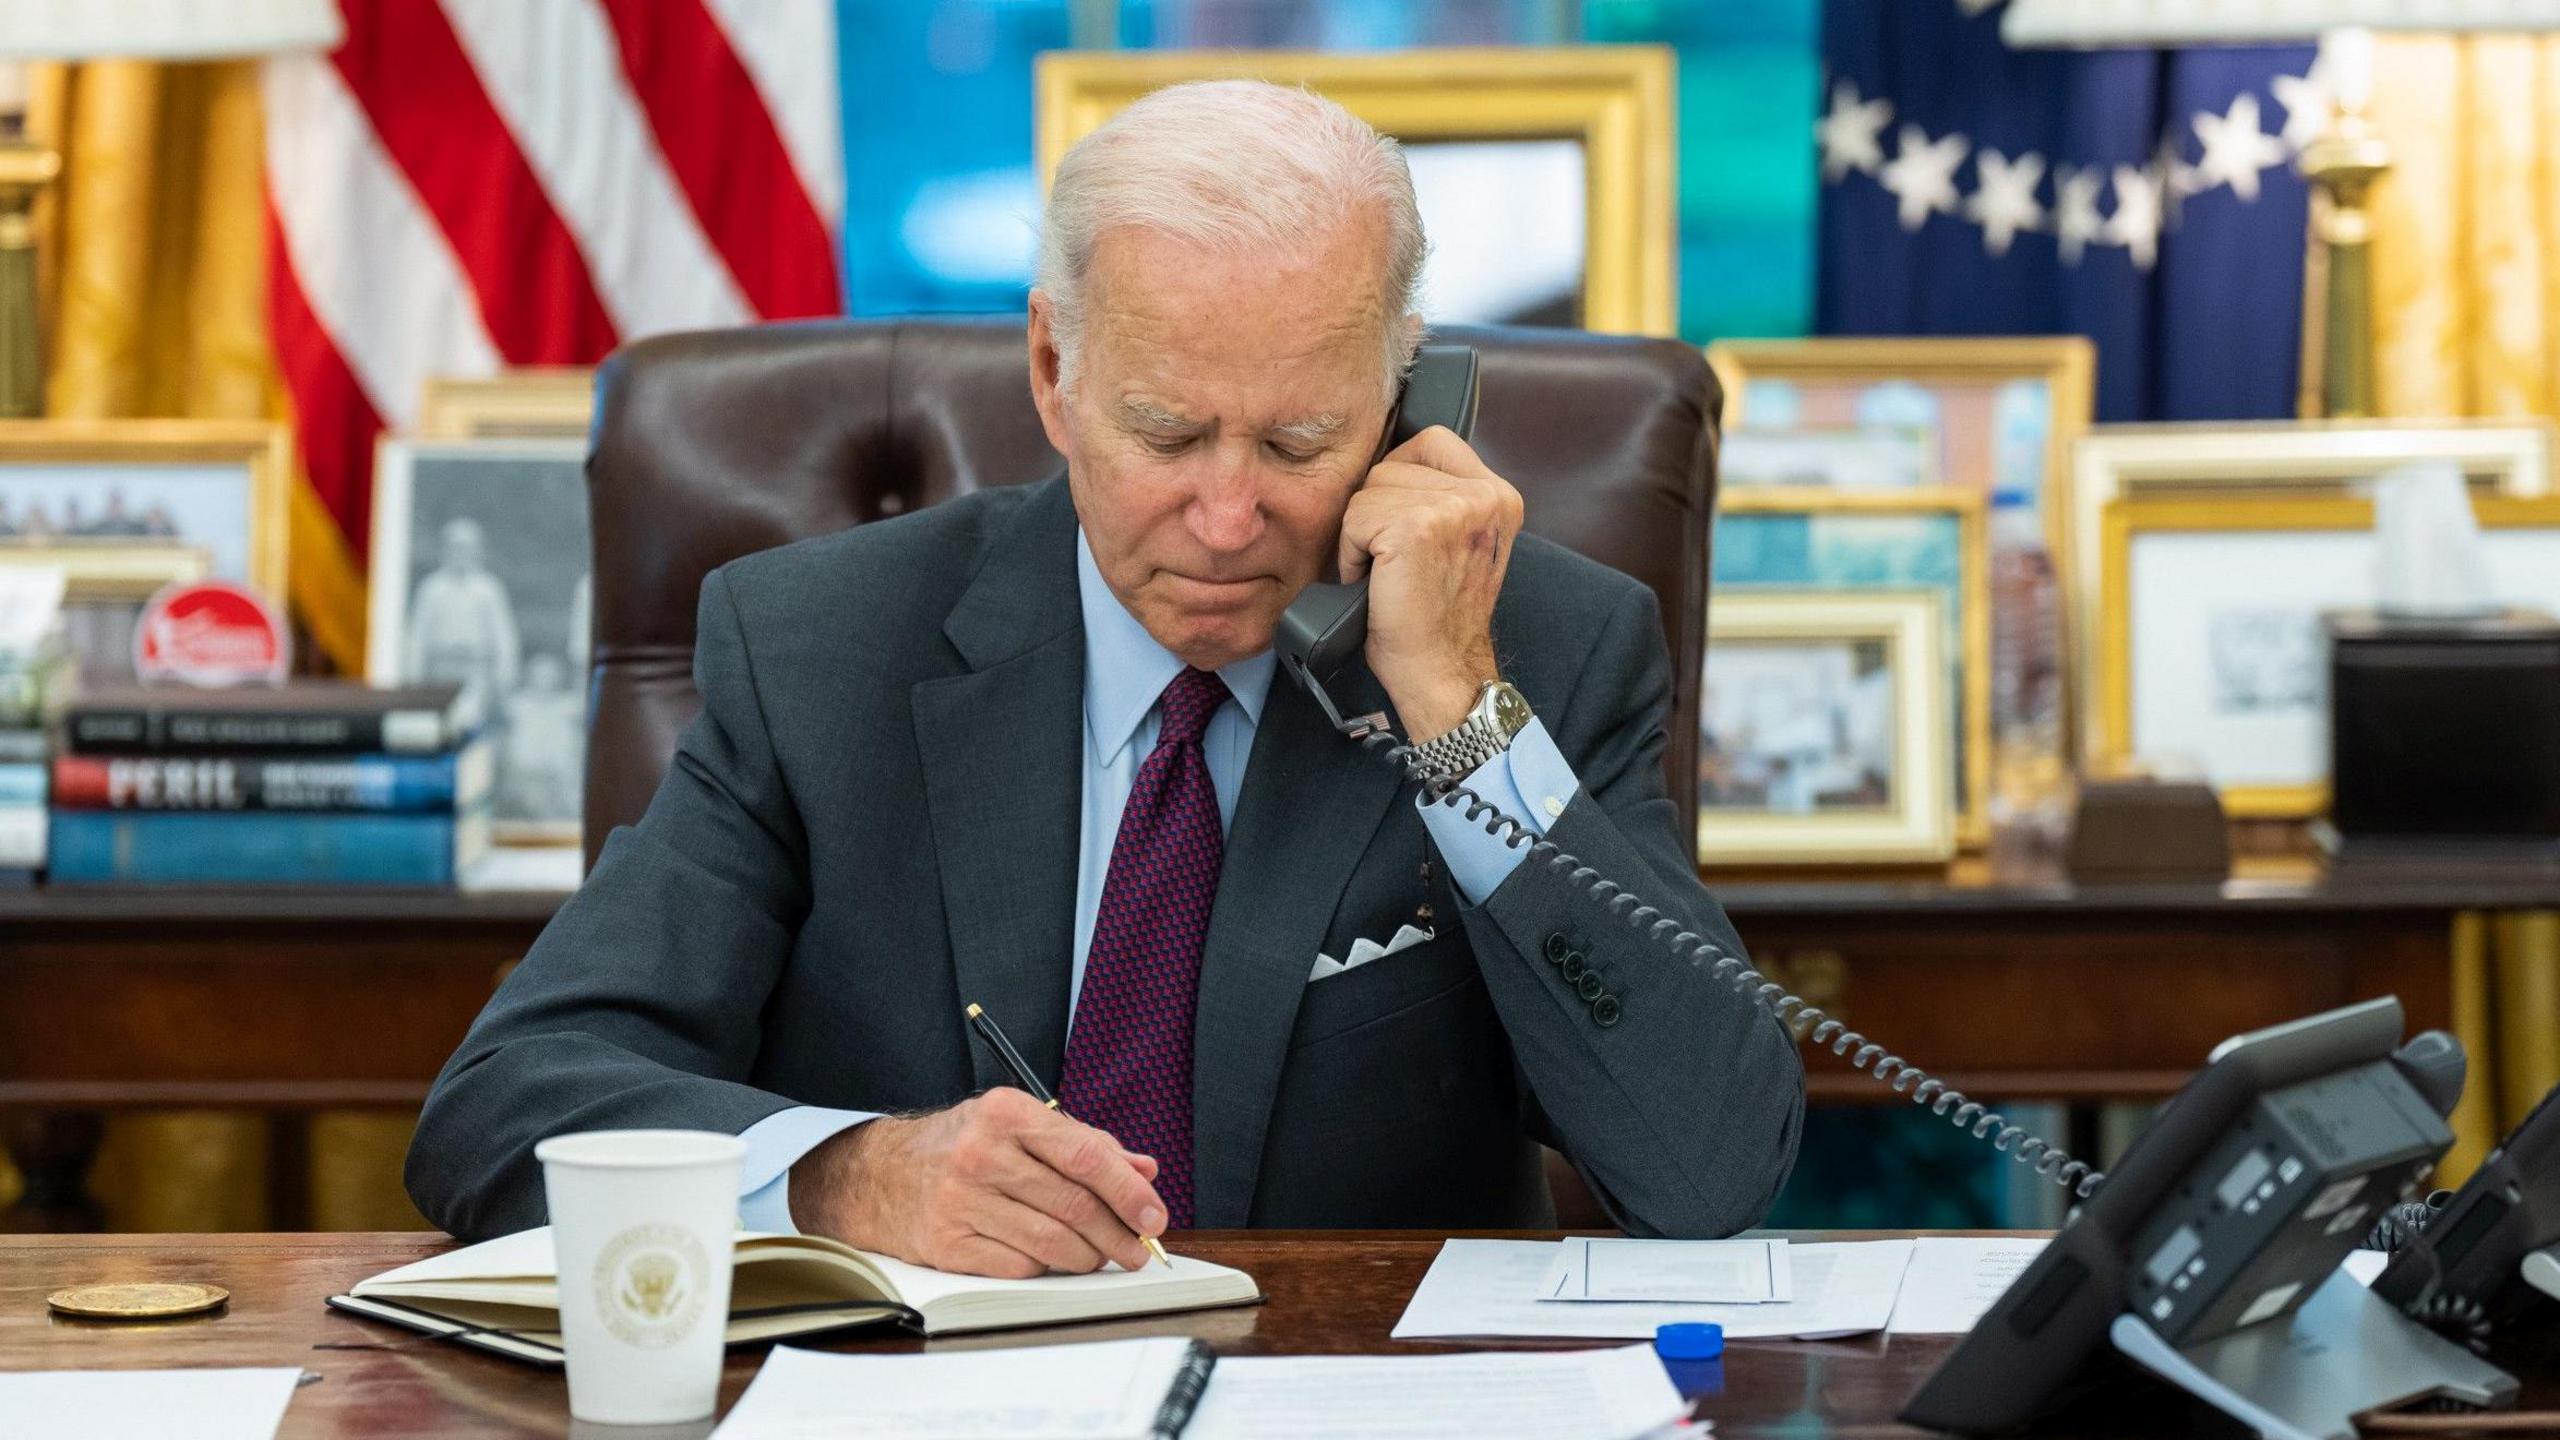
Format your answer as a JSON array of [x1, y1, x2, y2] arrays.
[[913, 479, 1084, 1093], [1189, 662, 1406, 1226]]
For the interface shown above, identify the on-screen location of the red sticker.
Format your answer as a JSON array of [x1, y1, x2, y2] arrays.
[[134, 579, 292, 687]]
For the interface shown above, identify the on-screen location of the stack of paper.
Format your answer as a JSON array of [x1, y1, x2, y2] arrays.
[[710, 1339, 1687, 1440], [1541, 1238, 1790, 1304], [0, 1368, 301, 1440], [1883, 1237, 2049, 1334], [1393, 1239, 1916, 1341], [1183, 1346, 1686, 1440]]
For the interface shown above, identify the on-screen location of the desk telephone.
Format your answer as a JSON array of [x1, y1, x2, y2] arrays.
[[1282, 348, 2547, 1437]]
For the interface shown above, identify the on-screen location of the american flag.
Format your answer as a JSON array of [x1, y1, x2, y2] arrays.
[[263, 0, 844, 655]]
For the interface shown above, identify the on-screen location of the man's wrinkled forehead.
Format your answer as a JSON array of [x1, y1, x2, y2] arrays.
[[1113, 393, 1352, 445]]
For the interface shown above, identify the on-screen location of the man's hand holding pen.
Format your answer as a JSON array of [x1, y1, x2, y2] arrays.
[[788, 1088, 1169, 1279]]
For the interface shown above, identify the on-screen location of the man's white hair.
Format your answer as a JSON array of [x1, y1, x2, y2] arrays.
[[1035, 79, 1428, 401]]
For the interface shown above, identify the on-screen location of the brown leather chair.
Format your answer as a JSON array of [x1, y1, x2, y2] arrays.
[[582, 317, 1723, 1228], [585, 316, 1722, 860]]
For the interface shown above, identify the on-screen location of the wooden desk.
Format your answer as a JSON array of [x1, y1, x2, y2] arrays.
[[5, 1230, 2558, 1437], [3, 845, 2543, 1228]]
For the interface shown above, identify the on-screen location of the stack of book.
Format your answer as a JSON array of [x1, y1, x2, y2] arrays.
[[49, 682, 491, 887], [0, 566, 75, 883], [0, 644, 69, 884]]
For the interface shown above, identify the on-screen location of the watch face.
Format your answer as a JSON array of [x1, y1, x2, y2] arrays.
[[1488, 682, 1532, 735]]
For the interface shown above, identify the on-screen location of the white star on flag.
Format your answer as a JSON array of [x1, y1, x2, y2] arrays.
[[1964, 148, 2045, 256], [2105, 164, 2166, 270], [1817, 80, 1893, 183], [2270, 66, 2334, 151], [2053, 165, 2105, 266], [1878, 125, 1969, 232], [2191, 94, 2289, 203]]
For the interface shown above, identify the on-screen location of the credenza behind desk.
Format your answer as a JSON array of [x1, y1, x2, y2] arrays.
[[8, 1229, 2560, 1437], [1, 842, 2536, 1230]]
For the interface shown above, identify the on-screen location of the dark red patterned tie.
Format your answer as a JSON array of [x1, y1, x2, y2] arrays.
[[1058, 666, 1229, 1229]]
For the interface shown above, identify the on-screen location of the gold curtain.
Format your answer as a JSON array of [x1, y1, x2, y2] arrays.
[[3, 59, 421, 1232], [2369, 33, 2560, 1178]]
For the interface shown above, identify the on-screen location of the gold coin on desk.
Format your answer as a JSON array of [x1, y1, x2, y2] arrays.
[[47, 1282, 229, 1319]]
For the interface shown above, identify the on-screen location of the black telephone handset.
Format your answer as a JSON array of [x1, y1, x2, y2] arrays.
[[1274, 343, 1480, 728]]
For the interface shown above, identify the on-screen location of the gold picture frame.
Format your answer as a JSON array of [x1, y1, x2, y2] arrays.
[[0, 419, 291, 600], [418, 369, 597, 442], [1698, 588, 1954, 866], [2098, 493, 2560, 817], [1707, 335, 2095, 530], [2066, 419, 2556, 760], [1034, 46, 1676, 336], [1716, 487, 1992, 848]]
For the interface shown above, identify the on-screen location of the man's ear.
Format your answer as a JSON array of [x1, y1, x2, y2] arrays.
[[1026, 290, 1075, 459]]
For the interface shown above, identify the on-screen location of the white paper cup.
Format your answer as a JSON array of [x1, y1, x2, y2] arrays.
[[537, 1129, 745, 1425]]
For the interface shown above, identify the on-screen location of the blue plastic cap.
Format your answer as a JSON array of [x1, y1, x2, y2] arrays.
[[1654, 1322, 1723, 1360]]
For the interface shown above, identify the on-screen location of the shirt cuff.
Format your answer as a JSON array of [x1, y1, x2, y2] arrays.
[[1416, 716, 1580, 906], [735, 1105, 881, 1236]]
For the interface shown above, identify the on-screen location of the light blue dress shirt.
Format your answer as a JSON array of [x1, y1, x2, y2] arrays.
[[733, 531, 1582, 1232]]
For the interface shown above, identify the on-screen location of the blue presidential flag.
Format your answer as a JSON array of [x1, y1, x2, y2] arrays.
[[1817, 0, 2321, 422]]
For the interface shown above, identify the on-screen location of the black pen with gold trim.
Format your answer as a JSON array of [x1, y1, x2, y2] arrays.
[[965, 1001, 1172, 1268]]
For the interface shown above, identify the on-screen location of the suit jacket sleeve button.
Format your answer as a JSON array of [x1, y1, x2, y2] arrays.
[[1592, 993, 1622, 1027], [1576, 972, 1605, 1002], [1560, 954, 1586, 982], [1543, 933, 1571, 964]]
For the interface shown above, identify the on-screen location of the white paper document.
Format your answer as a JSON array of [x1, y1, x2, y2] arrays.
[[1184, 1344, 1685, 1440], [711, 1339, 1199, 1440], [0, 1368, 301, 1440], [1540, 1237, 1791, 1303], [1394, 1238, 1914, 1341], [1885, 1236, 2049, 1335]]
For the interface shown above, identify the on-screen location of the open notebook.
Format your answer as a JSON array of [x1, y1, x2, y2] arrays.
[[326, 1226, 1262, 1367]]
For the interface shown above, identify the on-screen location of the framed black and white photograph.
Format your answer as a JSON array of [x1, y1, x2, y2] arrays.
[[1697, 589, 1954, 866], [369, 438, 592, 852]]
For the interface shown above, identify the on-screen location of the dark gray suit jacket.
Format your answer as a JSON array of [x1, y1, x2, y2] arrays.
[[408, 477, 1803, 1240]]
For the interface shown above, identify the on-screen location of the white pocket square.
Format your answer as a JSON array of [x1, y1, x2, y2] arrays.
[[1310, 924, 1435, 982]]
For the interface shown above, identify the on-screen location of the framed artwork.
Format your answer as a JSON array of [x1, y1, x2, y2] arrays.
[[2064, 420, 2556, 759], [1713, 488, 1992, 848], [0, 419, 291, 600], [418, 369, 597, 442], [1034, 47, 1676, 335], [1720, 426, 1938, 492], [369, 438, 592, 849], [2098, 493, 2560, 817], [1707, 336, 2095, 529], [0, 421, 288, 688], [1698, 589, 1953, 866]]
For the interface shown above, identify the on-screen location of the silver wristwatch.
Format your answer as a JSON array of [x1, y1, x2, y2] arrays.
[[1411, 680, 1534, 780]]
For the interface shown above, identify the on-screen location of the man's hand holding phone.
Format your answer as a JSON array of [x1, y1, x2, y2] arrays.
[[1338, 424, 1526, 740]]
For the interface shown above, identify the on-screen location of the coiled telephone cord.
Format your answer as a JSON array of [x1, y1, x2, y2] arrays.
[[1355, 727, 2106, 1200]]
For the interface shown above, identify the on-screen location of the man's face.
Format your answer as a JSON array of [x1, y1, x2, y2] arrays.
[[1029, 221, 1398, 671]]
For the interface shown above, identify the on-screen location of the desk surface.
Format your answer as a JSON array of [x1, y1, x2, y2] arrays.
[[9, 1231, 2559, 1437]]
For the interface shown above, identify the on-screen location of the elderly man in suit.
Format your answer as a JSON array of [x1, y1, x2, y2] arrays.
[[409, 79, 1802, 1277]]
